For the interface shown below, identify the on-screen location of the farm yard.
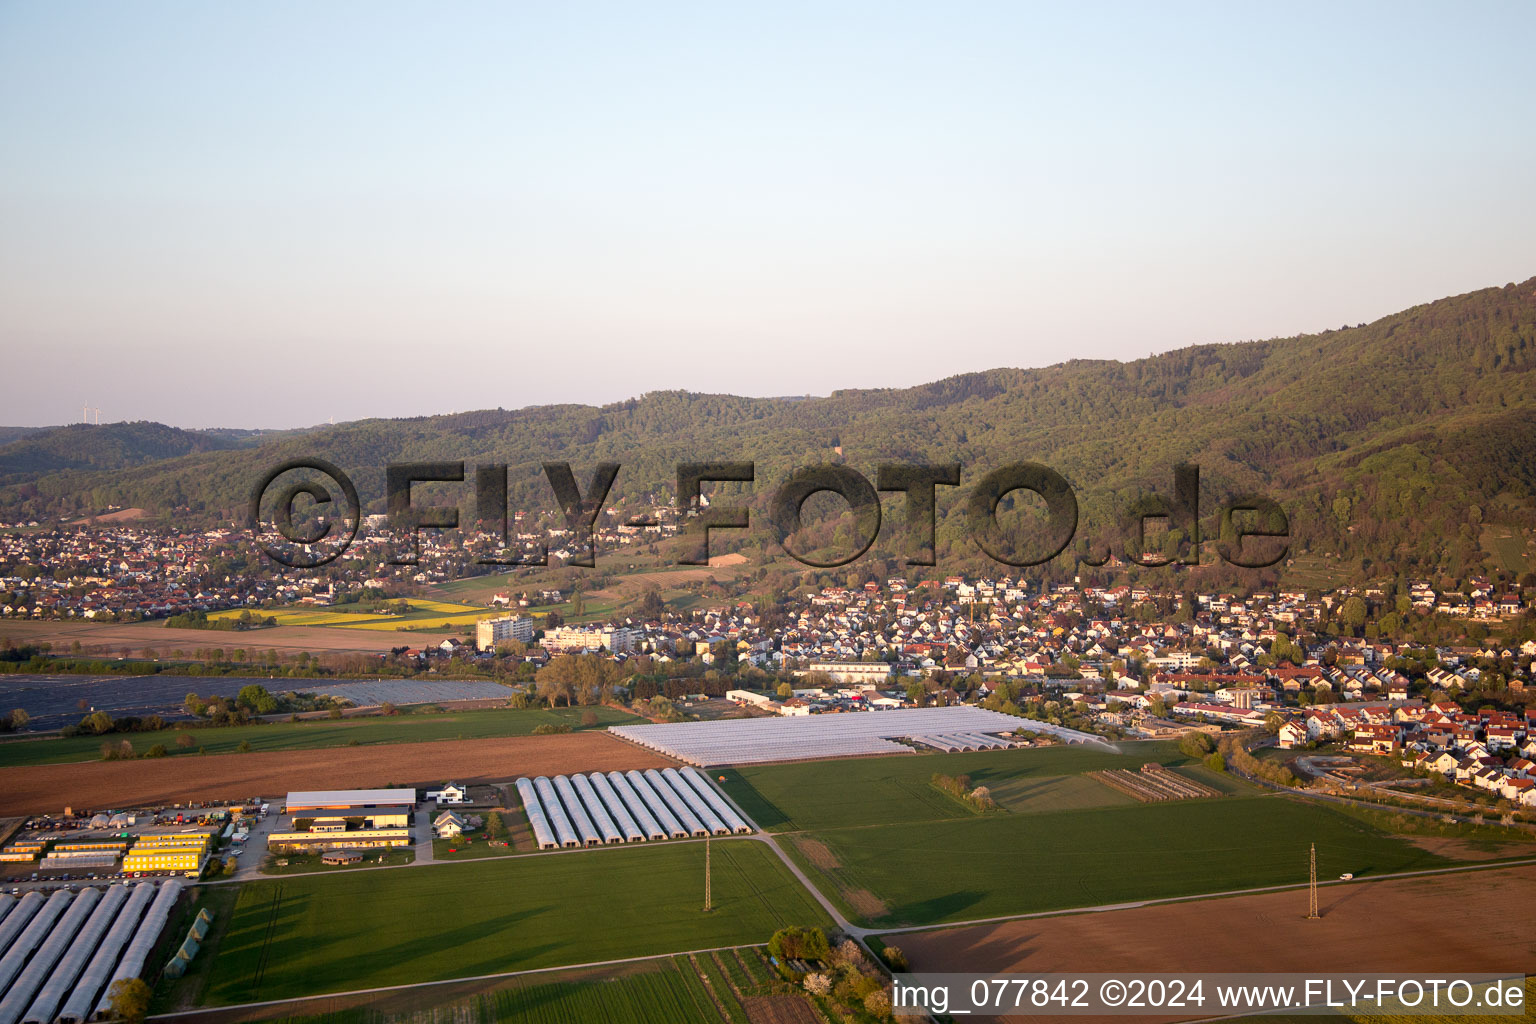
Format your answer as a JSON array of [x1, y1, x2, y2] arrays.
[[0, 731, 673, 815], [194, 840, 831, 1005], [718, 742, 1517, 928], [0, 705, 644, 768]]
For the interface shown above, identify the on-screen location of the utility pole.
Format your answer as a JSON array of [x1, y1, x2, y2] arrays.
[[1306, 843, 1319, 919], [703, 834, 713, 912]]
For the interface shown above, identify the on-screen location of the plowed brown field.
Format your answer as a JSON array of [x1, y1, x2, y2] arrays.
[[892, 864, 1536, 1022], [0, 732, 673, 814]]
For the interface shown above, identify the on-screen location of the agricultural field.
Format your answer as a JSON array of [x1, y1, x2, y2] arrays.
[[1277, 552, 1357, 591], [714, 739, 1207, 832], [0, 618, 458, 655], [786, 795, 1469, 927], [195, 839, 832, 1005], [1480, 524, 1535, 575], [208, 599, 502, 632], [428, 559, 746, 624], [0, 731, 673, 815], [719, 742, 1525, 929], [891, 865, 1536, 985], [0, 705, 643, 767], [227, 947, 815, 1024]]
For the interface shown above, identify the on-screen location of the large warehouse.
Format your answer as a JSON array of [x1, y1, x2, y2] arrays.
[[284, 790, 415, 828], [284, 789, 417, 813]]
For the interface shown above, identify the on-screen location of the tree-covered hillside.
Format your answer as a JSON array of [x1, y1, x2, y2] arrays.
[[4, 276, 1533, 583]]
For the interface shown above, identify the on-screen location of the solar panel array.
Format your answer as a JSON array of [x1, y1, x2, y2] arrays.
[[0, 880, 180, 1024], [515, 767, 754, 849], [608, 706, 1112, 765]]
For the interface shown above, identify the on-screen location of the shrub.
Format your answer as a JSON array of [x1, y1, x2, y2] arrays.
[[932, 773, 997, 812], [1179, 732, 1216, 758], [769, 925, 831, 963], [145, 744, 169, 758]]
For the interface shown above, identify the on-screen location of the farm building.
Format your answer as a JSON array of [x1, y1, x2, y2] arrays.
[[320, 849, 365, 866], [267, 829, 412, 853], [426, 783, 469, 805], [286, 788, 417, 813], [133, 832, 214, 850], [286, 789, 414, 828], [121, 844, 207, 876], [433, 811, 466, 838]]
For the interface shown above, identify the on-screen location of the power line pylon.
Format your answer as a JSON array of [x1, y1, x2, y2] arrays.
[[1306, 842, 1320, 919]]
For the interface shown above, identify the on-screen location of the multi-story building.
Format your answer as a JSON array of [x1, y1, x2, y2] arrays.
[[475, 614, 536, 651], [543, 625, 638, 654]]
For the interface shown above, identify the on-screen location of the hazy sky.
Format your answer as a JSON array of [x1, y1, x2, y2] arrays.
[[2, 2, 1533, 429]]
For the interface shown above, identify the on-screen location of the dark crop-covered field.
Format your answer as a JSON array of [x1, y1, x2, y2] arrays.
[[0, 704, 641, 767], [717, 742, 1520, 929], [199, 839, 831, 1005]]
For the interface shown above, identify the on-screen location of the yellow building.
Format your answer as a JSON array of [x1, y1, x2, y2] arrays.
[[122, 846, 206, 875], [267, 828, 412, 852], [135, 833, 214, 850]]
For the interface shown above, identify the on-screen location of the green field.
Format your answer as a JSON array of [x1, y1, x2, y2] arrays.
[[199, 840, 831, 1005], [0, 705, 642, 767], [718, 742, 1504, 929], [245, 948, 801, 1024], [791, 795, 1464, 927], [1481, 525, 1535, 575], [715, 740, 1206, 831]]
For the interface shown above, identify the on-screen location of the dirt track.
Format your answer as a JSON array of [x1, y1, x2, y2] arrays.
[[893, 865, 1536, 1020], [0, 733, 674, 814]]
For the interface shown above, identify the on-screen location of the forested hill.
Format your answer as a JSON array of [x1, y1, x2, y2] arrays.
[[3, 276, 1534, 582], [0, 422, 280, 482]]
